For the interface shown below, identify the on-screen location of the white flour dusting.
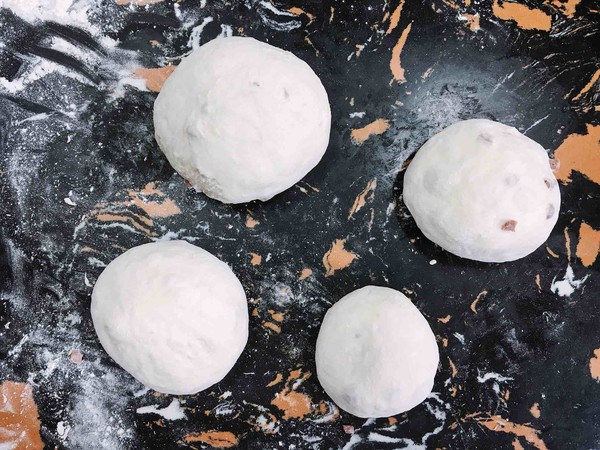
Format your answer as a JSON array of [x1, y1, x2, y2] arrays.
[[136, 399, 187, 421], [0, 0, 91, 26], [0, 236, 141, 449], [477, 371, 514, 383], [550, 264, 589, 297], [188, 16, 214, 49]]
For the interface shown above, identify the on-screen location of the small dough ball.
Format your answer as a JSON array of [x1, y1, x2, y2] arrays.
[[315, 286, 439, 418], [91, 241, 248, 395], [154, 36, 331, 204], [403, 119, 561, 263]]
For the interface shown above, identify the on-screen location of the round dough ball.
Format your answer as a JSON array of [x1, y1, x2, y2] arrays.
[[315, 286, 439, 418], [403, 119, 560, 263], [91, 240, 248, 395], [154, 36, 331, 204]]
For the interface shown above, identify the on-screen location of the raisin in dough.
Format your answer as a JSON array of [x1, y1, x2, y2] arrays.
[[315, 286, 439, 418], [403, 119, 560, 263], [91, 241, 248, 395], [153, 36, 331, 204]]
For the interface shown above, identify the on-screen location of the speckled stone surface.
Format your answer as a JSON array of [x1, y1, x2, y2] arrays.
[[0, 0, 598, 448]]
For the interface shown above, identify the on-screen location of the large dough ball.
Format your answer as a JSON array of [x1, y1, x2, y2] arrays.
[[403, 119, 560, 263], [315, 286, 439, 418], [154, 36, 331, 204], [91, 240, 248, 395]]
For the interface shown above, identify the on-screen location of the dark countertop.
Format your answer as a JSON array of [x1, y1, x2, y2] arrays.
[[0, 0, 598, 448]]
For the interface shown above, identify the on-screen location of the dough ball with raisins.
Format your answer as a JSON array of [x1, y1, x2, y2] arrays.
[[403, 119, 560, 263]]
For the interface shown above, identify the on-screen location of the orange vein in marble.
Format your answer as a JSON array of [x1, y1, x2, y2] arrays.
[[448, 357, 458, 377], [183, 431, 238, 448], [460, 13, 481, 31], [492, 0, 551, 31], [299, 268, 313, 280], [572, 69, 600, 101], [263, 321, 281, 333], [513, 439, 525, 450], [470, 290, 488, 313], [129, 182, 181, 217], [386, 0, 406, 34], [249, 411, 279, 434], [287, 7, 315, 22], [0, 382, 44, 450], [476, 415, 548, 450], [269, 310, 285, 322], [351, 119, 390, 144], [90, 182, 180, 237], [440, 0, 460, 10], [96, 213, 154, 234], [246, 215, 260, 228], [134, 66, 175, 92], [389, 23, 412, 83], [323, 239, 358, 276], [535, 274, 542, 292], [577, 222, 600, 267], [564, 227, 572, 261], [438, 315, 451, 323], [549, 0, 582, 18], [271, 370, 313, 420], [554, 124, 600, 186], [529, 403, 541, 418], [590, 349, 600, 381], [348, 179, 377, 219], [267, 374, 283, 387], [250, 253, 262, 266]]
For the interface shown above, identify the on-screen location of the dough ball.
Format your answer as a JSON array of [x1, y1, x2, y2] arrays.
[[91, 240, 248, 395], [315, 286, 439, 418], [154, 36, 331, 204], [403, 119, 560, 263]]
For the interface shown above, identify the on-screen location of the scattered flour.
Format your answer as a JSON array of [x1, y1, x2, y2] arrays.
[[0, 0, 91, 26], [477, 371, 513, 383], [136, 399, 187, 421], [551, 265, 589, 297]]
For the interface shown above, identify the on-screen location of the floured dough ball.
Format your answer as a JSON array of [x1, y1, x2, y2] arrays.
[[403, 119, 560, 263], [154, 36, 331, 204], [315, 286, 439, 418], [91, 240, 248, 395]]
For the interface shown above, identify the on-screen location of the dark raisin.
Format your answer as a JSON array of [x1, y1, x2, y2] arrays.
[[479, 132, 493, 143], [501, 220, 517, 232], [505, 174, 519, 186]]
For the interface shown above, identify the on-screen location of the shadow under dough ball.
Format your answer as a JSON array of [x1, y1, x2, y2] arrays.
[[91, 240, 248, 395], [153, 36, 331, 204], [315, 286, 439, 418], [402, 119, 561, 263]]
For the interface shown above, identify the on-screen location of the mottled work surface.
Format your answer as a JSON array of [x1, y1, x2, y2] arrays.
[[0, 0, 598, 448]]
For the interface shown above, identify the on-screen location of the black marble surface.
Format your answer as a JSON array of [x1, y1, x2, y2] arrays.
[[0, 0, 599, 449]]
